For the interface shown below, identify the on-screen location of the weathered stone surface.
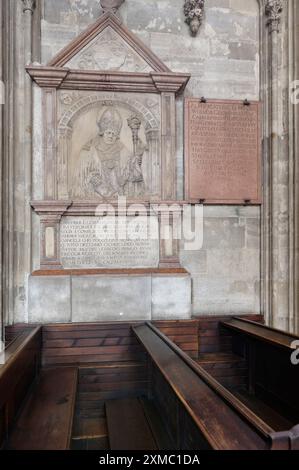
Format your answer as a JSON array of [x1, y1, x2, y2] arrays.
[[7, 0, 298, 332], [191, 275, 260, 315], [28, 276, 71, 323], [152, 275, 192, 319], [180, 207, 260, 316], [26, 274, 192, 323], [72, 275, 152, 322], [41, 0, 260, 102], [66, 26, 152, 72]]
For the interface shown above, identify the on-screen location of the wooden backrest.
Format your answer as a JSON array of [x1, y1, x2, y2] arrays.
[[221, 318, 299, 422], [42, 321, 146, 367]]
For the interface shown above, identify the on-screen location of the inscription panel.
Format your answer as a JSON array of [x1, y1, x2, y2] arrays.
[[185, 99, 261, 203], [60, 216, 159, 269]]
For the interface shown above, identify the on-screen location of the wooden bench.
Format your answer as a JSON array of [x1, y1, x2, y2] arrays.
[[221, 317, 299, 427], [8, 367, 78, 450], [134, 322, 299, 450], [0, 327, 42, 448], [106, 398, 157, 450]]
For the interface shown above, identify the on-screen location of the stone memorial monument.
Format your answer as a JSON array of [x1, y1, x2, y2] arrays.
[[3, 0, 297, 333], [27, 8, 191, 323]]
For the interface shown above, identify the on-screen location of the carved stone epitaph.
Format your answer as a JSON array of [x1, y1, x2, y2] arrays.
[[60, 216, 159, 269], [27, 10, 190, 270], [185, 99, 261, 204]]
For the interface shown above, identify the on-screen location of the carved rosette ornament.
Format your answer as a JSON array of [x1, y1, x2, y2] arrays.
[[184, 0, 205, 37], [265, 0, 283, 33], [100, 0, 125, 14], [22, 0, 35, 14]]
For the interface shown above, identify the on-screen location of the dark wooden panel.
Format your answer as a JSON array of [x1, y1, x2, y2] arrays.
[[153, 320, 199, 358], [106, 398, 157, 450], [8, 368, 77, 450], [42, 322, 147, 370], [222, 318, 299, 423], [43, 352, 147, 366], [44, 329, 136, 340], [43, 345, 144, 357], [43, 337, 139, 348]]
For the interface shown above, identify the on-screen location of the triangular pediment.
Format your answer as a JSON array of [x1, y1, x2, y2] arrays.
[[48, 12, 170, 74]]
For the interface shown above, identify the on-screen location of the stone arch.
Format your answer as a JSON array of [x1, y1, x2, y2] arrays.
[[58, 93, 160, 136]]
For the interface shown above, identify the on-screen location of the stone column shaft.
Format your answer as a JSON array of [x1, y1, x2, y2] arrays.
[[0, 0, 3, 340]]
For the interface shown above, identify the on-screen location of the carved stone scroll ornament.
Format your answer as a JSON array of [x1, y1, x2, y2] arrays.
[[184, 0, 205, 37], [265, 0, 283, 33], [22, 0, 36, 14], [100, 0, 125, 14]]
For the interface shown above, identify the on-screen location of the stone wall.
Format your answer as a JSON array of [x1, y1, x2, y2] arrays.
[[38, 0, 261, 317]]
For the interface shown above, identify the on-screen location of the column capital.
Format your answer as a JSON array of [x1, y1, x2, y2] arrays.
[[265, 0, 283, 33], [22, 0, 36, 14]]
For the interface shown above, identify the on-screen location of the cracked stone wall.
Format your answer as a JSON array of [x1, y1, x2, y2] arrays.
[[40, 0, 261, 316]]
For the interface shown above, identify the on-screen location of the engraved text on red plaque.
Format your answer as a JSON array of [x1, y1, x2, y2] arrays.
[[185, 99, 261, 203]]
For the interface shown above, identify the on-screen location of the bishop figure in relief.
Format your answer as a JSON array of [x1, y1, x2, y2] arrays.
[[72, 107, 146, 199]]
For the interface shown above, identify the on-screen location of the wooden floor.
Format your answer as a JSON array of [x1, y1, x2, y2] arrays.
[[71, 397, 169, 450], [72, 399, 109, 450]]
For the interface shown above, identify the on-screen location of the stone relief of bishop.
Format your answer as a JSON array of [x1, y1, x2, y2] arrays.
[[72, 107, 146, 199]]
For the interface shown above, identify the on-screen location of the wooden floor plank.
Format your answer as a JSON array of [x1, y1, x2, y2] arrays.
[[106, 398, 157, 450], [8, 367, 77, 450], [73, 416, 108, 439]]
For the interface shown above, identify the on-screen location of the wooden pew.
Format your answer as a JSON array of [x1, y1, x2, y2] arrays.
[[0, 327, 42, 448], [1, 326, 78, 450], [134, 322, 299, 450], [3, 318, 297, 451], [221, 317, 299, 428]]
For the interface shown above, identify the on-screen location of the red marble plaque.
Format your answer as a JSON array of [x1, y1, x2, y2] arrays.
[[185, 99, 261, 204]]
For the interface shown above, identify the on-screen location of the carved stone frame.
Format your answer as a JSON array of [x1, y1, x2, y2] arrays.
[[27, 12, 190, 271]]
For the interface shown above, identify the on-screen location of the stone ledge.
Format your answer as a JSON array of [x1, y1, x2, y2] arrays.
[[32, 268, 189, 277]]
